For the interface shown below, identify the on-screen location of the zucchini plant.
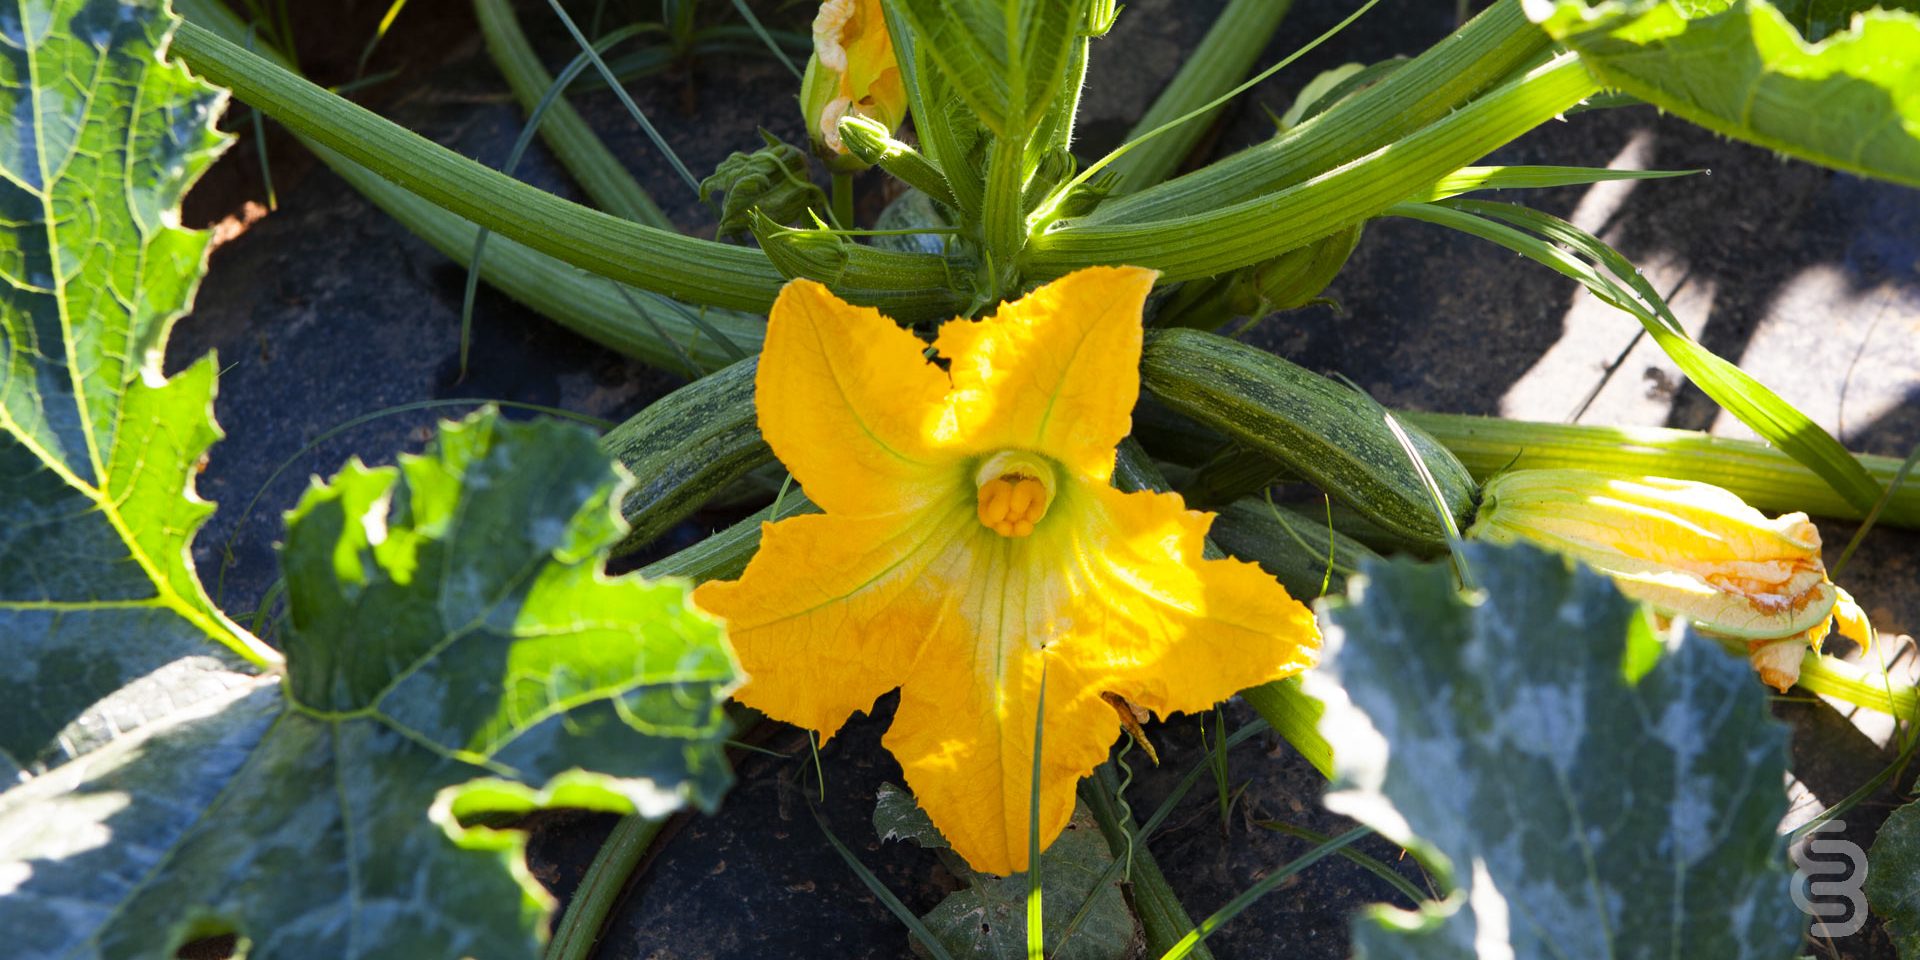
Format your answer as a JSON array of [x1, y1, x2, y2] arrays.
[[3, 0, 1917, 957]]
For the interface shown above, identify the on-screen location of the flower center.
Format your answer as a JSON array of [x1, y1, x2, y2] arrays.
[[974, 452, 1057, 539]]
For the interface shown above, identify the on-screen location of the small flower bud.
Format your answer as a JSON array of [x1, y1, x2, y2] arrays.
[[1467, 469, 1874, 691], [698, 130, 827, 237], [801, 0, 907, 172]]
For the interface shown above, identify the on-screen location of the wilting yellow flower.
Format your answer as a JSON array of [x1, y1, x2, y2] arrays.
[[800, 0, 907, 170], [694, 267, 1319, 875], [1467, 469, 1873, 691]]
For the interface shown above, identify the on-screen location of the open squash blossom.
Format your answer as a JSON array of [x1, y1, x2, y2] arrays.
[[694, 267, 1320, 875], [1466, 469, 1873, 691], [800, 0, 906, 171]]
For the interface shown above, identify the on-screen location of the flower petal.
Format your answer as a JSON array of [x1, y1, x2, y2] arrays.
[[692, 501, 974, 739], [759, 280, 958, 515], [883, 481, 1318, 875], [933, 267, 1157, 481], [1051, 484, 1321, 717], [888, 630, 1117, 877]]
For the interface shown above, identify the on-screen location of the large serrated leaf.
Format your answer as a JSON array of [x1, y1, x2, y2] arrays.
[[0, 0, 278, 771], [1868, 800, 1920, 957], [893, 0, 1091, 136], [0, 410, 741, 959], [1307, 542, 1801, 959], [1530, 0, 1920, 187]]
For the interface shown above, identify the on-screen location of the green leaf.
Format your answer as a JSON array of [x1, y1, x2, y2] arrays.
[[873, 786, 1139, 960], [0, 0, 281, 770], [874, 781, 949, 849], [1309, 542, 1801, 959], [1530, 0, 1920, 187], [893, 0, 1092, 136], [0, 411, 741, 959], [1870, 800, 1920, 957]]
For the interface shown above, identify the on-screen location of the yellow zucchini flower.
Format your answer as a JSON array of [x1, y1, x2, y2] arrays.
[[1467, 469, 1873, 691], [694, 267, 1319, 875], [801, 0, 907, 171]]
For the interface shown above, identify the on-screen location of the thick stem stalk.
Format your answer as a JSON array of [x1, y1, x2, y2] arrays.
[[1087, 0, 1550, 225], [1024, 55, 1600, 282], [542, 816, 665, 960], [472, 0, 671, 228], [1105, 0, 1294, 194], [174, 0, 764, 370], [1407, 413, 1919, 528], [169, 21, 961, 319], [982, 134, 1030, 297]]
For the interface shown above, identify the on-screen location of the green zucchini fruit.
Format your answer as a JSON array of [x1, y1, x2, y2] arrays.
[[601, 356, 775, 554], [1140, 327, 1477, 546]]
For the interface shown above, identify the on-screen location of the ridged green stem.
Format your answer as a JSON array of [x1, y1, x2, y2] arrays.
[[1796, 651, 1920, 718], [472, 0, 671, 228], [174, 0, 766, 370], [542, 815, 664, 960], [171, 20, 781, 311], [169, 20, 964, 320], [1025, 55, 1600, 281], [1407, 413, 1920, 528], [983, 134, 1029, 296], [1087, 0, 1550, 225], [1105, 0, 1294, 194]]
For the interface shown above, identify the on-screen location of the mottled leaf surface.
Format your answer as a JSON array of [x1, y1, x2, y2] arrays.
[[0, 0, 271, 770], [873, 784, 1138, 959], [1307, 542, 1800, 959], [1869, 800, 1920, 958], [0, 412, 741, 959], [1531, 0, 1920, 187]]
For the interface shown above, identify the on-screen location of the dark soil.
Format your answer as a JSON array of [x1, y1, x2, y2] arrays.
[[171, 1, 1920, 957]]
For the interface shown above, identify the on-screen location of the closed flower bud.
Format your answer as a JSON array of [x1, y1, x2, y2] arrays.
[[1467, 469, 1873, 691], [801, 0, 907, 172], [699, 130, 828, 237]]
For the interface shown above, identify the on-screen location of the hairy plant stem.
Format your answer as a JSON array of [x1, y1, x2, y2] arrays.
[[171, 20, 778, 309], [982, 134, 1030, 301], [1086, 0, 1551, 225], [1024, 54, 1601, 281], [831, 173, 855, 230]]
